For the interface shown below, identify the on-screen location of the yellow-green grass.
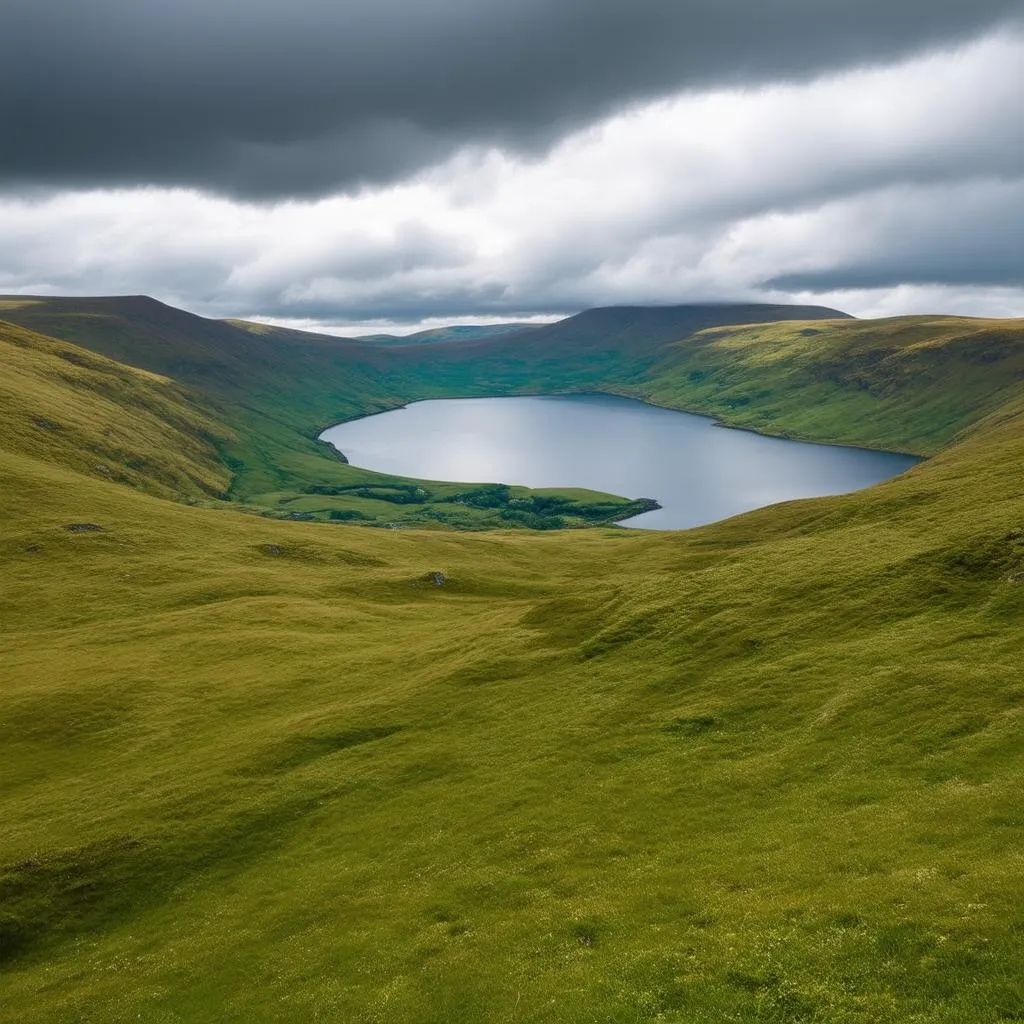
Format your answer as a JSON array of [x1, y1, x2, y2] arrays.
[[628, 316, 1024, 454], [0, 320, 230, 501], [2, 302, 1024, 1021]]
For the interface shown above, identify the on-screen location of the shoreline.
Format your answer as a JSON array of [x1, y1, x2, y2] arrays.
[[315, 391, 922, 530]]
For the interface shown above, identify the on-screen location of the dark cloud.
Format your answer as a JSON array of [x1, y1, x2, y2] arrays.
[[0, 33, 1019, 323], [1, 0, 1019, 198], [769, 262, 1024, 292], [763, 183, 1024, 292]]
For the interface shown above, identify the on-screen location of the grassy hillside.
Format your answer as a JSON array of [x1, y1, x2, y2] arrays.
[[381, 303, 854, 403], [2, 296, 1023, 1021], [627, 315, 1024, 454], [227, 303, 1024, 463], [0, 298, 850, 528], [0, 299, 656, 529], [3, 296, 1024, 528], [0, 317, 230, 501]]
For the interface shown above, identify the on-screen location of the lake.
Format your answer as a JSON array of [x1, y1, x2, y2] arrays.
[[319, 394, 919, 529]]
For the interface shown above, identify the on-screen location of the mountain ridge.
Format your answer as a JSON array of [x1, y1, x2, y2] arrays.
[[0, 295, 863, 527]]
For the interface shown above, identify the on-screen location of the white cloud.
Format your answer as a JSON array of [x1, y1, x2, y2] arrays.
[[0, 32, 1020, 327]]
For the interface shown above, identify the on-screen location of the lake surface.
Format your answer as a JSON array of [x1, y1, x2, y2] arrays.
[[319, 395, 919, 529]]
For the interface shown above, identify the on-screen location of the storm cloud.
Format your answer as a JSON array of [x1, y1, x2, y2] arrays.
[[0, 4, 1021, 325], [2, 0, 1021, 198]]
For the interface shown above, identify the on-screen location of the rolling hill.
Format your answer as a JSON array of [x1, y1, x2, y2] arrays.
[[0, 297, 851, 528], [1, 296, 1023, 1023], [352, 323, 543, 345]]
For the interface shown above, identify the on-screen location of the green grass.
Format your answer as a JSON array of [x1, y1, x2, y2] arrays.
[[0, 297, 660, 528], [627, 316, 1024, 454], [1, 298, 1024, 1022], [0, 318, 231, 501]]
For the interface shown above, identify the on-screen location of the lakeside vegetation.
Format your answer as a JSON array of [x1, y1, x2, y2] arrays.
[[2, 296, 1023, 1022], [0, 296, 672, 529]]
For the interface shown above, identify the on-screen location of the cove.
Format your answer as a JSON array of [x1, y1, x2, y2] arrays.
[[319, 394, 920, 530]]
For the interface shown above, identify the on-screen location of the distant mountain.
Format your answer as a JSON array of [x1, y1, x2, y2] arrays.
[[472, 303, 853, 359], [353, 323, 543, 345], [231, 304, 846, 353], [0, 299, 869, 403], [225, 318, 540, 347]]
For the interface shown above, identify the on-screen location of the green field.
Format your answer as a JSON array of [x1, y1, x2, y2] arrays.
[[2, 297, 1023, 1022]]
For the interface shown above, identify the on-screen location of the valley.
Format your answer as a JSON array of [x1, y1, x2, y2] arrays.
[[2, 297, 1023, 1022]]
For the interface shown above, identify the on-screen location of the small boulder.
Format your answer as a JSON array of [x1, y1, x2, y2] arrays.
[[64, 523, 104, 533]]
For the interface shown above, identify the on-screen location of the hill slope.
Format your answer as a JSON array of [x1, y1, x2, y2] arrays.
[[475, 301, 852, 357], [2, 304, 1024, 1021], [353, 323, 543, 345], [629, 315, 1024, 454], [228, 319, 538, 347], [1, 296, 1024, 1022], [0, 297, 852, 526], [0, 317, 230, 500]]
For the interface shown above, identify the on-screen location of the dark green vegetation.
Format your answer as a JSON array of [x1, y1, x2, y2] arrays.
[[2, 294, 1024, 1022]]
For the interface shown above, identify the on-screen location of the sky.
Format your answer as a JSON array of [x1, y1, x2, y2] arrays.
[[1, 0, 1021, 332]]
